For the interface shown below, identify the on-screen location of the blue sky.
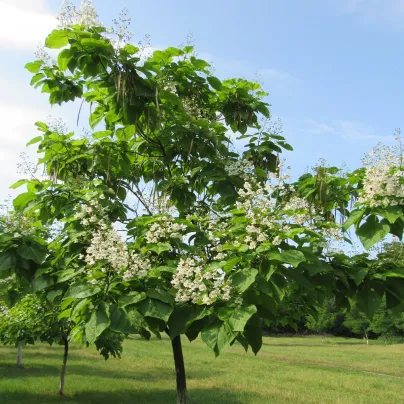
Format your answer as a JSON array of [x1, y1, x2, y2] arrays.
[[0, 0, 403, 202]]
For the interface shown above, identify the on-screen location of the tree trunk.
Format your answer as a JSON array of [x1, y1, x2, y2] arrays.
[[364, 329, 369, 345], [16, 343, 23, 368], [171, 335, 187, 404], [58, 337, 69, 396]]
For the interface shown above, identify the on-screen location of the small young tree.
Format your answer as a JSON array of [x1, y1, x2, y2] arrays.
[[0, 295, 56, 367], [306, 299, 338, 342], [344, 303, 371, 344]]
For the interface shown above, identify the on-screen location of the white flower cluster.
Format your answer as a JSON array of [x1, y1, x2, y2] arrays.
[[358, 142, 404, 208], [85, 227, 128, 270], [143, 194, 177, 215], [145, 216, 186, 244], [171, 258, 231, 305], [283, 196, 316, 225], [57, 0, 102, 29], [225, 159, 255, 177], [0, 276, 14, 285], [77, 196, 154, 283], [73, 197, 105, 227], [236, 179, 281, 249], [232, 171, 343, 250], [205, 214, 231, 259], [34, 45, 52, 66], [0, 304, 10, 318], [1, 214, 36, 237], [122, 252, 152, 281]]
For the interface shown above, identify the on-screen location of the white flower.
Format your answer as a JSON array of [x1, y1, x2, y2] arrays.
[[57, 0, 102, 29], [171, 258, 232, 304], [85, 227, 128, 270], [145, 217, 186, 244]]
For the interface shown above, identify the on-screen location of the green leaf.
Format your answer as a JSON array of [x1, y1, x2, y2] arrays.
[[342, 209, 365, 230], [26, 136, 42, 147], [146, 289, 175, 305], [123, 44, 139, 54], [223, 257, 240, 273], [231, 268, 258, 293], [381, 206, 403, 224], [47, 289, 63, 302], [119, 292, 147, 307], [357, 216, 390, 249], [385, 269, 404, 279], [25, 61, 43, 73], [9, 179, 29, 189], [17, 243, 47, 264], [228, 305, 257, 332], [207, 76, 223, 90], [64, 282, 101, 299], [56, 268, 81, 283], [32, 276, 54, 292], [236, 334, 249, 352], [201, 323, 220, 355], [217, 322, 236, 354], [280, 250, 306, 267], [109, 304, 138, 334], [147, 242, 171, 255], [302, 261, 332, 276], [92, 130, 112, 139], [168, 306, 212, 338], [58, 308, 71, 320], [390, 218, 404, 240], [0, 251, 14, 272], [45, 29, 69, 49], [356, 286, 383, 318], [126, 308, 147, 329], [138, 298, 173, 322], [57, 48, 73, 71], [13, 192, 36, 210], [354, 269, 368, 286], [85, 303, 110, 344], [244, 314, 262, 355]]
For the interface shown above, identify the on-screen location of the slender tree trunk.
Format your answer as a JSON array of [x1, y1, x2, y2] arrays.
[[364, 329, 369, 345], [59, 337, 69, 396], [171, 335, 187, 404], [16, 343, 23, 368]]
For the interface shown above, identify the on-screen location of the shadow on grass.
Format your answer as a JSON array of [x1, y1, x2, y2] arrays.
[[0, 361, 222, 382], [1, 388, 257, 404], [262, 341, 362, 348]]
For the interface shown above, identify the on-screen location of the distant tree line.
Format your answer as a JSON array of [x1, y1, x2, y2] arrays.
[[266, 242, 404, 344]]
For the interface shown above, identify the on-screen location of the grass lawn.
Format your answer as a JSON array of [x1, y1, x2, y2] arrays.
[[1, 336, 403, 403]]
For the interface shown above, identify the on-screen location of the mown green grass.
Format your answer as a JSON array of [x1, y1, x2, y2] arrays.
[[1, 336, 403, 403]]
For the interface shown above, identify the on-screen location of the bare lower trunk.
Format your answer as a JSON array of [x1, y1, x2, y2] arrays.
[[364, 329, 369, 345], [171, 335, 187, 404], [58, 337, 69, 396], [16, 343, 23, 368]]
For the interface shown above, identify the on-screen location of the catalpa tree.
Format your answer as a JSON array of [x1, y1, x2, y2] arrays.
[[0, 1, 403, 403]]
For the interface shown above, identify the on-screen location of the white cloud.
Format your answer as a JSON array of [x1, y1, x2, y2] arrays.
[[0, 0, 56, 51], [302, 118, 395, 142], [0, 103, 50, 201]]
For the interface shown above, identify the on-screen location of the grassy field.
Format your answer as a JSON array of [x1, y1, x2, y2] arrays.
[[0, 336, 403, 404]]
